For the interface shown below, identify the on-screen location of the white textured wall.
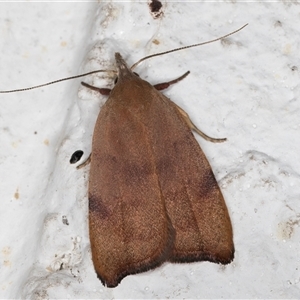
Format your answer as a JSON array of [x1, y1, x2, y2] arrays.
[[0, 1, 299, 298]]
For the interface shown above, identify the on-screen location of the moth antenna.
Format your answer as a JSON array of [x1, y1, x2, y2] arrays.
[[0, 69, 116, 93], [130, 23, 248, 70], [0, 24, 247, 93]]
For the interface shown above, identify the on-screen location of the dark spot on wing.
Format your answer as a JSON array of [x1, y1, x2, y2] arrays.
[[197, 169, 220, 198], [89, 193, 110, 219], [123, 162, 153, 185]]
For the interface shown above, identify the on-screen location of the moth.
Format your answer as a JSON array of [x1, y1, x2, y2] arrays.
[[0, 24, 247, 288], [81, 24, 247, 287], [82, 52, 233, 288]]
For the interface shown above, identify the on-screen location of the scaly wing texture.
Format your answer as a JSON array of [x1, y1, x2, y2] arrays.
[[88, 78, 175, 287], [88, 75, 233, 287], [144, 88, 234, 264]]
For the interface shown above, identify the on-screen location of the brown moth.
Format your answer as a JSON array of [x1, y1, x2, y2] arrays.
[[0, 24, 247, 288], [83, 51, 235, 287], [80, 24, 247, 287]]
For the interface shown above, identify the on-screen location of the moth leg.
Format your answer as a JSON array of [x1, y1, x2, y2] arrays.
[[154, 71, 190, 91], [81, 82, 111, 95], [76, 153, 91, 169], [174, 103, 226, 143]]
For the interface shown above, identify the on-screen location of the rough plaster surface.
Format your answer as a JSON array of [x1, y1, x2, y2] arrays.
[[0, 1, 299, 299]]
